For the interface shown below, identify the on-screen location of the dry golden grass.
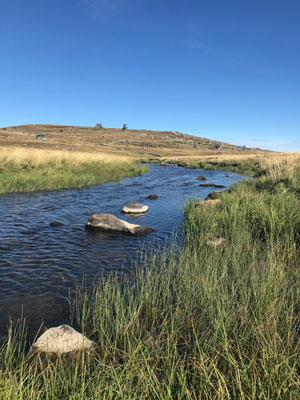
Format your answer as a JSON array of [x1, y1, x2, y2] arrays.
[[0, 124, 269, 160], [260, 151, 300, 168], [196, 151, 300, 166], [167, 153, 268, 161], [0, 146, 137, 167], [260, 152, 300, 181]]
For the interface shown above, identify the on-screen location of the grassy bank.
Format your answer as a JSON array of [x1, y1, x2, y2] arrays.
[[0, 147, 149, 194], [142, 153, 275, 175], [1, 154, 300, 398]]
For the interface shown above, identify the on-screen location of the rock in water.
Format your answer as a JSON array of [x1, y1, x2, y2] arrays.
[[199, 182, 218, 187], [32, 325, 95, 355], [199, 183, 225, 188], [50, 221, 64, 227], [147, 194, 158, 200], [85, 213, 154, 235], [122, 202, 149, 214], [196, 176, 207, 180]]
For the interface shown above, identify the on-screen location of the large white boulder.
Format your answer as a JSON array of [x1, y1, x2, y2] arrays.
[[32, 325, 95, 354]]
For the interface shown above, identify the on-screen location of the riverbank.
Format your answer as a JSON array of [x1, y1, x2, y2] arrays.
[[1, 153, 300, 398], [0, 147, 149, 194], [142, 152, 276, 175]]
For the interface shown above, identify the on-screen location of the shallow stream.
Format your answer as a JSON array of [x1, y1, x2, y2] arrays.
[[0, 164, 244, 339]]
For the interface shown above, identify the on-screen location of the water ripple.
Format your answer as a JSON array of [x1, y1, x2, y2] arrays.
[[0, 164, 244, 337]]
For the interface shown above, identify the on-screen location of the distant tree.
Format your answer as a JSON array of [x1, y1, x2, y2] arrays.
[[122, 123, 128, 131], [96, 123, 103, 129]]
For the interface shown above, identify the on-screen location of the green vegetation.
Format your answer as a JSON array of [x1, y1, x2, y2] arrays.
[[142, 157, 264, 175], [1, 155, 300, 398], [0, 160, 149, 194], [179, 159, 264, 175]]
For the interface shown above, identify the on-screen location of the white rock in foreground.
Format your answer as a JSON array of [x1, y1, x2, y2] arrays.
[[122, 202, 149, 214], [86, 213, 154, 235], [33, 325, 95, 354]]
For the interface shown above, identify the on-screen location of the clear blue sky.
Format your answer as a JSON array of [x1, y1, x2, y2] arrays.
[[1, 0, 299, 151]]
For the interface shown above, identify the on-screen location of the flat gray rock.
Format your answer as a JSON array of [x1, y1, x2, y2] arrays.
[[122, 202, 149, 214], [32, 325, 95, 354], [85, 213, 154, 235]]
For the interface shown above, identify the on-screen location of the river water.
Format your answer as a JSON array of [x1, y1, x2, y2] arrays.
[[0, 164, 244, 339]]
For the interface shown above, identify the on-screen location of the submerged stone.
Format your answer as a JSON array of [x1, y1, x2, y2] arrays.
[[50, 221, 64, 227], [147, 194, 158, 200], [199, 183, 225, 188], [199, 182, 217, 187]]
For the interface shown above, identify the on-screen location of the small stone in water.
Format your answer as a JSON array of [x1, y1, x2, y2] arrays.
[[147, 194, 158, 199], [50, 221, 64, 227], [122, 202, 149, 214]]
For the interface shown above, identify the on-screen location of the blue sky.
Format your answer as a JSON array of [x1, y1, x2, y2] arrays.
[[1, 0, 299, 151]]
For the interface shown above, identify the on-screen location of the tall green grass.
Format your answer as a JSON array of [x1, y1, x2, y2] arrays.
[[1, 157, 300, 398], [176, 159, 262, 175], [0, 160, 149, 194]]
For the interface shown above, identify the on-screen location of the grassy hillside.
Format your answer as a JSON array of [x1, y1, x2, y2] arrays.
[[0, 124, 269, 159]]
